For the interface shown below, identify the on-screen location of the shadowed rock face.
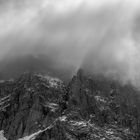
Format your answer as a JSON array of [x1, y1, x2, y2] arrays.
[[0, 71, 140, 140], [0, 73, 66, 140]]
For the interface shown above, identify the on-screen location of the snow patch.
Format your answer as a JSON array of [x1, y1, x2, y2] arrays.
[[70, 121, 87, 127], [95, 96, 107, 103], [59, 116, 67, 122], [46, 103, 59, 112], [36, 74, 63, 88], [0, 104, 10, 111], [0, 95, 11, 111], [45, 76, 63, 88], [106, 129, 114, 135], [18, 125, 53, 140], [18, 130, 42, 140], [0, 95, 11, 102], [0, 130, 7, 140]]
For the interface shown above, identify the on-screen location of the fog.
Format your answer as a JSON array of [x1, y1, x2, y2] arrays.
[[0, 0, 140, 86]]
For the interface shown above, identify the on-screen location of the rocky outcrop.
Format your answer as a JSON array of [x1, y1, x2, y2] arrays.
[[0, 73, 66, 140], [0, 71, 140, 140]]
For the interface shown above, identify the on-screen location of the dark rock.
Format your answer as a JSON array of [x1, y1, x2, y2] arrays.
[[0, 70, 140, 140]]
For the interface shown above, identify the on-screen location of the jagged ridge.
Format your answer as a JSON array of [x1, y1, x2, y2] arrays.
[[0, 71, 140, 140]]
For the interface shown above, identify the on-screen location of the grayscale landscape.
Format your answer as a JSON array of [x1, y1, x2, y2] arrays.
[[0, 0, 140, 140]]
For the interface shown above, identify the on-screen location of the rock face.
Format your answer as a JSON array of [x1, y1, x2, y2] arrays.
[[0, 71, 140, 140], [0, 73, 66, 140]]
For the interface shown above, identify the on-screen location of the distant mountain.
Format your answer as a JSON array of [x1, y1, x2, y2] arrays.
[[0, 70, 140, 140], [0, 54, 74, 81]]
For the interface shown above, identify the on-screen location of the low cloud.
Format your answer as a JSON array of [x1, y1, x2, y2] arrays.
[[0, 0, 140, 86]]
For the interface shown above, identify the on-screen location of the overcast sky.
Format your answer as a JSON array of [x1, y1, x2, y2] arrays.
[[1, 0, 140, 86]]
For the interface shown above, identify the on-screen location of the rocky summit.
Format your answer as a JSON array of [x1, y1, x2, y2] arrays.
[[0, 70, 140, 140]]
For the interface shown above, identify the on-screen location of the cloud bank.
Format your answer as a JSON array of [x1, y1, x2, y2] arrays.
[[0, 0, 140, 86]]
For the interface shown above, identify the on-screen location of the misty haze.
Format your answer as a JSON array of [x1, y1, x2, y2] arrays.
[[0, 0, 140, 140]]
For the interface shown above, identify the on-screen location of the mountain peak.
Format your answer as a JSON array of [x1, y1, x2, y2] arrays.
[[0, 72, 140, 140]]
